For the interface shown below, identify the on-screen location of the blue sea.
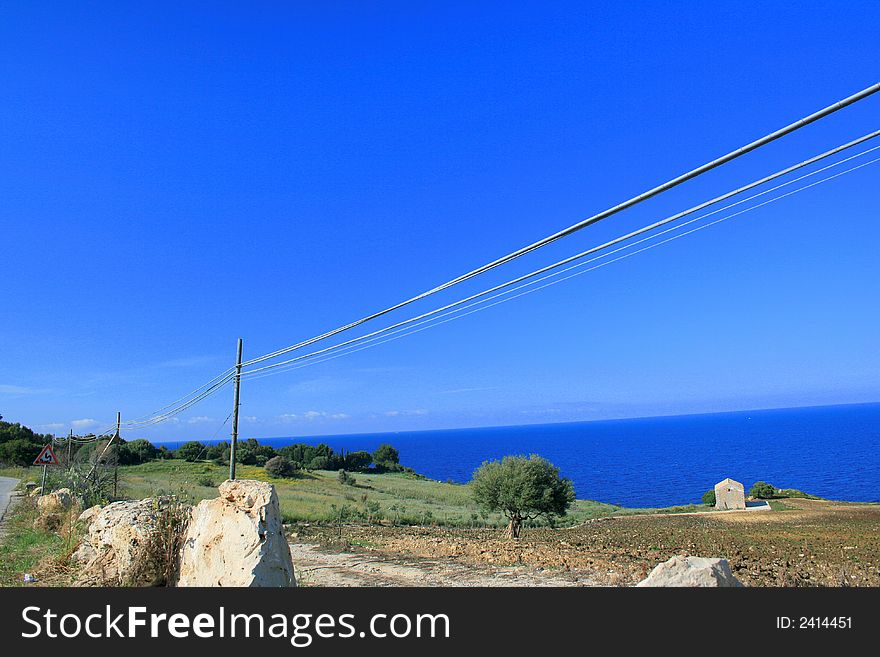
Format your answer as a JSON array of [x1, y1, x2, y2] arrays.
[[167, 403, 880, 508]]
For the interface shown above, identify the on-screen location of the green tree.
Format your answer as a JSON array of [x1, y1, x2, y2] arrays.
[[175, 441, 206, 462], [204, 441, 228, 462], [117, 439, 159, 465], [344, 450, 373, 472], [0, 438, 43, 466], [265, 455, 297, 478], [749, 481, 777, 499], [702, 489, 716, 506], [372, 443, 401, 471], [471, 454, 575, 539], [308, 455, 330, 470], [236, 438, 277, 466], [0, 419, 52, 466]]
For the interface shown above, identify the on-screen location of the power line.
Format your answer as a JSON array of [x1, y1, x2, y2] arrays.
[[240, 83, 880, 369], [240, 155, 879, 383], [121, 369, 236, 426], [239, 135, 880, 378], [115, 376, 234, 430]]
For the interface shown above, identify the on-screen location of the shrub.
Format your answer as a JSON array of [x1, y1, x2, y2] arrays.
[[338, 469, 357, 486], [265, 455, 296, 479], [175, 441, 206, 462], [702, 489, 716, 506], [309, 455, 330, 470], [749, 481, 777, 499]]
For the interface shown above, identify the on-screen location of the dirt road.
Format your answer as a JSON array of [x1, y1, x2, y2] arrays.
[[290, 543, 597, 587]]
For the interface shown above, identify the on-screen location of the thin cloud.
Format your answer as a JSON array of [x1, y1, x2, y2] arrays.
[[41, 422, 65, 431], [438, 386, 499, 395], [385, 409, 428, 417], [71, 418, 98, 429], [0, 384, 55, 395], [277, 411, 350, 423]]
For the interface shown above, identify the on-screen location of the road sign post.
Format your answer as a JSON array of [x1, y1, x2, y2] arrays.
[[33, 444, 61, 496]]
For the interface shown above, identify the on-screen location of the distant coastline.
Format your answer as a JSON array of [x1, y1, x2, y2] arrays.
[[154, 402, 880, 508]]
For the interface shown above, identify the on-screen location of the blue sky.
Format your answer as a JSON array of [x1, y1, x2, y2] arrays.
[[2, 1, 879, 441]]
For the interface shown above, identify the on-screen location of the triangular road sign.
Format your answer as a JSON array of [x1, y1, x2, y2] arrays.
[[33, 444, 60, 466]]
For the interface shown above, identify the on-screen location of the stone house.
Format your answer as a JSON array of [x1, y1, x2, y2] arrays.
[[714, 478, 745, 510]]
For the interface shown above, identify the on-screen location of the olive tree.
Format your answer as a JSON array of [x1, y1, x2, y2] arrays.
[[471, 454, 575, 539]]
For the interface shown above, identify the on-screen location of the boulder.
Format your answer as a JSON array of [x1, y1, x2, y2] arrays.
[[176, 479, 296, 587], [637, 555, 743, 587], [78, 504, 102, 526], [74, 499, 170, 586], [36, 488, 75, 514]]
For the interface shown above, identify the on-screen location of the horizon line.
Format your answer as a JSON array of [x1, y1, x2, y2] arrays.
[[150, 399, 880, 444]]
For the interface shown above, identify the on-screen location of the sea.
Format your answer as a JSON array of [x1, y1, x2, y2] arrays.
[[163, 403, 880, 508]]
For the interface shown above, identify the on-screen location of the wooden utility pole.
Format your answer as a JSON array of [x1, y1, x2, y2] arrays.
[[114, 411, 121, 498], [229, 338, 243, 481], [67, 429, 73, 469]]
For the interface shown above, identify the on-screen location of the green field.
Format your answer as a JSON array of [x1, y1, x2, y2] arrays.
[[2, 459, 709, 529], [114, 459, 707, 527]]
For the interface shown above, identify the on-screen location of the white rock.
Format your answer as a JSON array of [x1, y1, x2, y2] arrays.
[[36, 488, 74, 514], [78, 504, 102, 526], [176, 479, 296, 587], [637, 555, 743, 587], [75, 499, 167, 586]]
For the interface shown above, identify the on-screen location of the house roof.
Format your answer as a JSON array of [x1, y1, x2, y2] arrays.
[[714, 477, 744, 489]]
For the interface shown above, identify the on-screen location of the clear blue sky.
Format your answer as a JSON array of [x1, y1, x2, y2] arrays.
[[2, 1, 879, 441]]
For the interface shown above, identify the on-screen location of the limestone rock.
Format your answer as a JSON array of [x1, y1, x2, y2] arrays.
[[36, 488, 74, 513], [176, 479, 296, 587], [637, 555, 743, 587], [71, 541, 97, 564], [78, 504, 102, 526], [75, 499, 168, 586]]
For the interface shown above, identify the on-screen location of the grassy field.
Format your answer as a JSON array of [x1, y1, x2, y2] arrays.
[[0, 497, 82, 587], [110, 459, 707, 528]]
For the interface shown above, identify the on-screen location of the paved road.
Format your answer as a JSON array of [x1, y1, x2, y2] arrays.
[[0, 476, 20, 523]]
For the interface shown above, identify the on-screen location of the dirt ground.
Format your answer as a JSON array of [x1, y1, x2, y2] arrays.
[[291, 543, 594, 587], [291, 499, 880, 587]]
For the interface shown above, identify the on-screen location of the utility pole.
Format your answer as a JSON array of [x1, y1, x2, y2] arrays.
[[67, 429, 73, 470], [114, 411, 121, 498], [229, 338, 243, 481]]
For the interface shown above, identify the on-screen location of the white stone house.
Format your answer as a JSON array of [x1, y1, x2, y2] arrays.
[[714, 478, 746, 510]]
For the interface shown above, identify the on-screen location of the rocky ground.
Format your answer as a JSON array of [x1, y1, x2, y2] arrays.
[[292, 499, 880, 587]]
